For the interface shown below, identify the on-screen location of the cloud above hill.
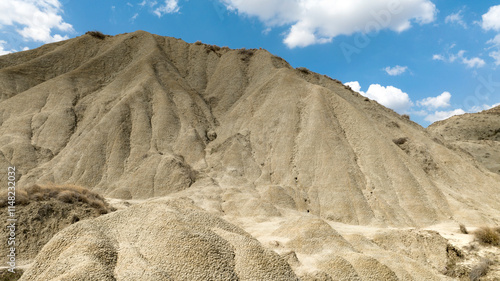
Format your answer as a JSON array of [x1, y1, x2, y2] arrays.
[[483, 5, 500, 65], [424, 109, 465, 123], [0, 0, 73, 43], [220, 0, 437, 48], [345, 81, 413, 113], [417, 92, 451, 110], [344, 82, 498, 123], [384, 65, 408, 76]]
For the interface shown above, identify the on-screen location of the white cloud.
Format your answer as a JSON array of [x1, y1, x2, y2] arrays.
[[0, 0, 73, 43], [345, 81, 362, 93], [384, 65, 408, 76], [345, 81, 413, 113], [410, 110, 429, 117], [433, 50, 485, 68], [153, 0, 180, 17], [482, 5, 500, 31], [344, 81, 496, 123], [445, 10, 467, 28], [417, 91, 451, 109], [490, 51, 500, 66], [221, 0, 437, 48], [489, 103, 500, 109], [0, 40, 14, 56], [462, 56, 486, 68], [487, 34, 500, 46], [486, 34, 500, 66], [424, 109, 466, 123], [468, 103, 500, 113], [432, 54, 445, 61]]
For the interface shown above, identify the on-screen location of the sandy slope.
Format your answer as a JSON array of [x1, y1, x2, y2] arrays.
[[0, 31, 498, 280]]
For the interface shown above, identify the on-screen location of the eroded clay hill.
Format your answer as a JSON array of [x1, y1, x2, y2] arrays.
[[2, 31, 500, 281], [0, 31, 499, 228], [428, 105, 500, 176]]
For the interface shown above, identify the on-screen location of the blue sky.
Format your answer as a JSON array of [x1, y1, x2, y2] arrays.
[[1, 0, 500, 126]]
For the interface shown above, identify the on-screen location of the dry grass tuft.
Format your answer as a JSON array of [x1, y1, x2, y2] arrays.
[[459, 223, 468, 234], [474, 226, 500, 246], [194, 40, 203, 45], [0, 184, 113, 214], [401, 114, 411, 120], [85, 31, 106, 40]]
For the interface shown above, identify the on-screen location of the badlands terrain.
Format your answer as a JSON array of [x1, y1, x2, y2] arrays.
[[0, 31, 499, 280]]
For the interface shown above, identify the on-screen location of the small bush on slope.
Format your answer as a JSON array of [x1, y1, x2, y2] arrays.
[[0, 184, 113, 214], [474, 226, 500, 246], [85, 30, 106, 39]]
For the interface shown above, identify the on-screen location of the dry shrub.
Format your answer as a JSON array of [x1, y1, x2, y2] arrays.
[[194, 40, 203, 45], [205, 44, 221, 54], [401, 114, 411, 120], [470, 258, 493, 281], [85, 31, 106, 40], [239, 48, 255, 62], [89, 199, 108, 214], [0, 184, 112, 214], [296, 67, 310, 74], [459, 224, 468, 234], [393, 137, 409, 145], [56, 190, 79, 203], [474, 226, 500, 246], [238, 48, 254, 56]]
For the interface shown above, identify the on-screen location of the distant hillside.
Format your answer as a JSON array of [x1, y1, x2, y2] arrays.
[[428, 105, 500, 176]]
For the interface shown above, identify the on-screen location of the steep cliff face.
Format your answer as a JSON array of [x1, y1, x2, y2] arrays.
[[1, 31, 499, 228]]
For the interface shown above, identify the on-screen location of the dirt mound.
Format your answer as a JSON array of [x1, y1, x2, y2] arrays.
[[428, 106, 500, 175], [0, 184, 112, 262], [19, 199, 299, 281]]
